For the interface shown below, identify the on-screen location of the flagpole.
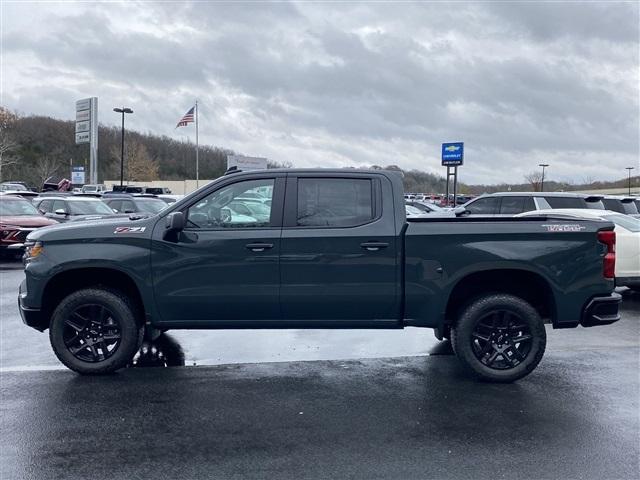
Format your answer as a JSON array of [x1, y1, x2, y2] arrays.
[[195, 100, 199, 189]]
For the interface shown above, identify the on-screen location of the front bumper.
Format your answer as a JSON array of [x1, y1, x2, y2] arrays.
[[581, 293, 622, 327], [18, 280, 47, 331]]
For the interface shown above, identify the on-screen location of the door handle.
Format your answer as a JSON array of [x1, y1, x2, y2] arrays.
[[245, 242, 274, 252], [360, 242, 389, 251]]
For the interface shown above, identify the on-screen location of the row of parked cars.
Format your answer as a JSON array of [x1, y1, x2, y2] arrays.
[[0, 190, 181, 256], [405, 191, 640, 290]]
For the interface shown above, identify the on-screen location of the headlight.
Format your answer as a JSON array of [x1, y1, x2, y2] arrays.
[[24, 241, 44, 261]]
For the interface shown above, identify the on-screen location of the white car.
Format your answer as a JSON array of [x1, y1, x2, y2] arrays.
[[517, 209, 640, 290]]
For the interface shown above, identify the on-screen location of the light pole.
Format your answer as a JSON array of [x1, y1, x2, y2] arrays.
[[539, 163, 549, 192], [113, 107, 133, 186], [626, 167, 635, 195]]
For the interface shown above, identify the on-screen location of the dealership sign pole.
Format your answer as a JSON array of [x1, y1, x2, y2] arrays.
[[441, 142, 464, 207], [75, 97, 98, 184]]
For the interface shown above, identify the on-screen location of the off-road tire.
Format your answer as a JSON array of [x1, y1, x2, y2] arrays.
[[49, 288, 143, 374], [451, 294, 546, 383]]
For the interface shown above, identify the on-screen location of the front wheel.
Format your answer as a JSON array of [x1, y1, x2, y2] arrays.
[[451, 294, 546, 383], [49, 288, 143, 374]]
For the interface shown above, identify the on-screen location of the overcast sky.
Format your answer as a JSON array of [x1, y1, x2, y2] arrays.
[[2, 1, 638, 184]]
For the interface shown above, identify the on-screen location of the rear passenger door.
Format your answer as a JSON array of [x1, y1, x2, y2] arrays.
[[279, 174, 400, 324]]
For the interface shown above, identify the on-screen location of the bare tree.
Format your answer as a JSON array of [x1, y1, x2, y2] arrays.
[[113, 140, 158, 182], [524, 171, 544, 192], [0, 107, 19, 182], [34, 155, 61, 187]]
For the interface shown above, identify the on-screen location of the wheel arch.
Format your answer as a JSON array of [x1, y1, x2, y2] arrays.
[[41, 267, 147, 329], [444, 269, 557, 327]]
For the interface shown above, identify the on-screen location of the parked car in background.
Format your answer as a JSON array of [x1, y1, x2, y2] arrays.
[[101, 194, 168, 215], [157, 194, 184, 205], [81, 184, 107, 194], [405, 200, 446, 214], [0, 195, 57, 255], [601, 196, 640, 218], [145, 187, 172, 195], [33, 196, 125, 222], [517, 209, 639, 290], [462, 192, 604, 216], [0, 183, 39, 199]]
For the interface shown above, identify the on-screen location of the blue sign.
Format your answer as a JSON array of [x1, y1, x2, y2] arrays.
[[441, 142, 464, 166]]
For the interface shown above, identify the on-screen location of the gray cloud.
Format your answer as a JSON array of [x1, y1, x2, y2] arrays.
[[2, 1, 638, 184]]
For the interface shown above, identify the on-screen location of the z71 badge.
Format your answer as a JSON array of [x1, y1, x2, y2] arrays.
[[114, 226, 146, 234], [541, 224, 586, 232]]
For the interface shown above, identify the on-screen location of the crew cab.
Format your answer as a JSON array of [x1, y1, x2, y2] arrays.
[[19, 169, 621, 382]]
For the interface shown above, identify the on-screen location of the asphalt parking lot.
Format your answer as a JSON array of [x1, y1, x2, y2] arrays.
[[1, 258, 639, 479]]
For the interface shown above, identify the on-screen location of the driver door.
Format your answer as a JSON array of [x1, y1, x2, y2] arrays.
[[151, 174, 285, 325]]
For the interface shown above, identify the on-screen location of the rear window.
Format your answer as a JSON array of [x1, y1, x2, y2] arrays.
[[296, 178, 374, 227], [621, 201, 639, 215], [543, 196, 586, 209], [602, 199, 625, 213]]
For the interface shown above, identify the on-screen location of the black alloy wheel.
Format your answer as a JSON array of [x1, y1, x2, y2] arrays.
[[470, 310, 533, 370], [63, 304, 122, 362]]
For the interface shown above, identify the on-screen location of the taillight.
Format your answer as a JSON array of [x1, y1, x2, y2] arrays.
[[597, 230, 616, 279]]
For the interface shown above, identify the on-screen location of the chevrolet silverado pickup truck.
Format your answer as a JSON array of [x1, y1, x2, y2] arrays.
[[19, 169, 621, 382]]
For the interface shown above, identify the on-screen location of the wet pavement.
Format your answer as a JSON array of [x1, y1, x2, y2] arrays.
[[1, 259, 639, 479]]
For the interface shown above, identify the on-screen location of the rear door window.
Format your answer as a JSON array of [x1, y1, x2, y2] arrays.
[[296, 178, 374, 227], [465, 197, 499, 215], [499, 196, 535, 214], [543, 196, 586, 209]]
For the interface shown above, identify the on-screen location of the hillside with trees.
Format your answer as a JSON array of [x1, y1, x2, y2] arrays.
[[0, 108, 636, 194]]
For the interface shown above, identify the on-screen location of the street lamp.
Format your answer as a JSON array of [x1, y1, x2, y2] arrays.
[[539, 163, 549, 192], [626, 167, 635, 196], [113, 107, 134, 186]]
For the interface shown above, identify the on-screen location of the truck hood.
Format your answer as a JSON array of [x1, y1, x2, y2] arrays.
[[26, 215, 157, 243], [0, 215, 58, 227]]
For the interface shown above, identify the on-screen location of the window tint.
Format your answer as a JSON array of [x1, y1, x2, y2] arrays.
[[544, 197, 586, 209], [296, 178, 373, 227], [465, 197, 498, 214], [187, 178, 274, 229]]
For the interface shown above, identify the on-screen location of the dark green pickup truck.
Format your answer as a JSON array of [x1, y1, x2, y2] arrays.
[[19, 169, 621, 382]]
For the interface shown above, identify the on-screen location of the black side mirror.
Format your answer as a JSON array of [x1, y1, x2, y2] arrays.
[[165, 211, 185, 232]]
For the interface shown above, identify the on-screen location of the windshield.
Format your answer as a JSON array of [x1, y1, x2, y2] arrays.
[[68, 201, 115, 215], [136, 199, 167, 214], [406, 205, 422, 215], [603, 214, 640, 232], [0, 199, 40, 215]]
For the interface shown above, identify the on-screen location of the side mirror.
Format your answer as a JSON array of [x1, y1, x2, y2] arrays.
[[165, 211, 185, 232], [55, 208, 66, 215]]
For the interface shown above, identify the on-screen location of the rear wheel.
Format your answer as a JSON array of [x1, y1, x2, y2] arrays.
[[451, 294, 546, 382], [49, 288, 143, 374]]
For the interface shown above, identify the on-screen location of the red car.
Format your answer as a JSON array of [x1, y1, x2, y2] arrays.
[[0, 195, 58, 255]]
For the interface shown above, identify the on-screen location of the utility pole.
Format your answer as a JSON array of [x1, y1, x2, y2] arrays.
[[113, 107, 133, 186], [539, 163, 549, 192]]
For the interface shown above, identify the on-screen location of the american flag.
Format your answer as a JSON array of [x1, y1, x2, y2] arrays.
[[175, 106, 195, 128]]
